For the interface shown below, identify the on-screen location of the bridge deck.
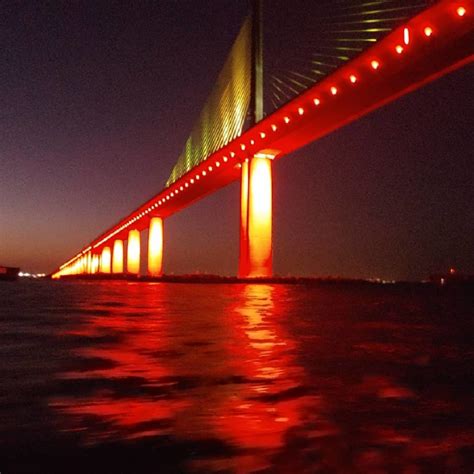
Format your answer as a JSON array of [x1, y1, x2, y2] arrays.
[[59, 0, 473, 270]]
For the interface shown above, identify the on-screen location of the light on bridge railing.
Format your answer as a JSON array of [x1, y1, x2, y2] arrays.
[[191, 178, 195, 183], [284, 116, 290, 123], [371, 60, 380, 70], [208, 166, 212, 171], [241, 144, 246, 150], [298, 107, 304, 115], [313, 98, 320, 106], [223, 156, 228, 162], [260, 132, 266, 138], [250, 139, 255, 145], [215, 161, 220, 167], [457, 6, 466, 17], [202, 170, 207, 176], [271, 124, 277, 131], [349, 74, 357, 83], [195, 174, 200, 180], [395, 45, 404, 54], [403, 27, 410, 45], [424, 26, 433, 37], [330, 86, 338, 95]]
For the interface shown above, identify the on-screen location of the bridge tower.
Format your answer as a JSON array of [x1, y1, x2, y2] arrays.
[[239, 0, 273, 278]]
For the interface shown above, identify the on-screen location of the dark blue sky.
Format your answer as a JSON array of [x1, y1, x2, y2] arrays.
[[1, 1, 472, 280]]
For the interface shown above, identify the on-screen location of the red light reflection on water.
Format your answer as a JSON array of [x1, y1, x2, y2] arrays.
[[49, 283, 314, 470]]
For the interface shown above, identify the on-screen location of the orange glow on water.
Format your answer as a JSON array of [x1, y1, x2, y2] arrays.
[[100, 247, 111, 273], [241, 157, 272, 278], [127, 230, 140, 274], [148, 217, 163, 277], [112, 240, 124, 273]]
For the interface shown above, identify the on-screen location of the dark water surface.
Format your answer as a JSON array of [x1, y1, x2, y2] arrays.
[[1, 280, 473, 473]]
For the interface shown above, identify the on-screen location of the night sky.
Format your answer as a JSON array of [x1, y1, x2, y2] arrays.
[[1, 1, 473, 280]]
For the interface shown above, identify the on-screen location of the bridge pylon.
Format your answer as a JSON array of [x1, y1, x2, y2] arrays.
[[238, 154, 272, 278]]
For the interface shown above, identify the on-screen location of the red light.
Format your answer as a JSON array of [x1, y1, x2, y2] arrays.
[[395, 45, 404, 54], [330, 86, 337, 95], [371, 60, 380, 70], [403, 27, 410, 45], [424, 26, 433, 37], [313, 98, 320, 106], [284, 116, 290, 123], [457, 6, 466, 17], [349, 74, 357, 83]]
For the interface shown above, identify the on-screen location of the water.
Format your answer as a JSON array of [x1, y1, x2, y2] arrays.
[[1, 280, 473, 473]]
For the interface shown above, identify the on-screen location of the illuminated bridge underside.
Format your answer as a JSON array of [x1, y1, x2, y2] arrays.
[[56, 0, 473, 275]]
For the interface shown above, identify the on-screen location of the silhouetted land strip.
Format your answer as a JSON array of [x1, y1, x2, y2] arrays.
[[54, 273, 474, 288]]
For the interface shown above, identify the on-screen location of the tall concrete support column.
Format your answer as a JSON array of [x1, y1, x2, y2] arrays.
[[91, 254, 99, 274], [148, 217, 163, 277], [100, 247, 111, 273], [86, 252, 92, 274], [127, 229, 140, 274], [112, 239, 124, 274], [238, 155, 273, 278]]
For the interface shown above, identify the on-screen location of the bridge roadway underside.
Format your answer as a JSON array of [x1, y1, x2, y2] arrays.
[[56, 0, 473, 276]]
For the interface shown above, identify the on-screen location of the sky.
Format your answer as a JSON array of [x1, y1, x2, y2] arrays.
[[0, 1, 473, 280]]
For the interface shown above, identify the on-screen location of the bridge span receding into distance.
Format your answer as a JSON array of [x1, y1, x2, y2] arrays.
[[52, 1, 473, 280]]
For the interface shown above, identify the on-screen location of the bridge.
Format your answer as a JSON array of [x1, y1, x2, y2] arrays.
[[52, 0, 473, 280]]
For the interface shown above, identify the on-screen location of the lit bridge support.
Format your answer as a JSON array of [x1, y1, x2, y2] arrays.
[[148, 217, 163, 277], [239, 155, 273, 278], [113, 239, 124, 273], [127, 229, 140, 274]]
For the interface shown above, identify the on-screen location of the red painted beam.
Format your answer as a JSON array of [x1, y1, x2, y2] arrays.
[[55, 0, 473, 273]]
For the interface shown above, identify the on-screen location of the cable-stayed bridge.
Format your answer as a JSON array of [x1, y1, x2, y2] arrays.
[[53, 0, 473, 279]]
